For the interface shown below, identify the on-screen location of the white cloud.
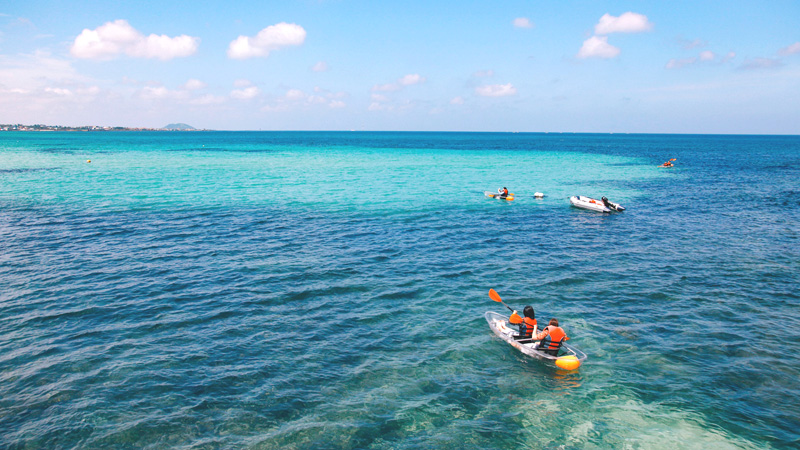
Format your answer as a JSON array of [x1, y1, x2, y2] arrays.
[[371, 82, 400, 92], [182, 79, 207, 90], [475, 83, 517, 97], [45, 87, 73, 96], [0, 52, 88, 92], [138, 86, 170, 99], [513, 17, 533, 29], [577, 36, 620, 59], [739, 58, 783, 70], [263, 87, 348, 111], [137, 85, 191, 101], [190, 94, 226, 105], [679, 38, 706, 50], [227, 22, 306, 59], [285, 88, 306, 100], [0, 52, 111, 123], [71, 20, 198, 60], [450, 96, 465, 105], [594, 12, 653, 35], [399, 73, 425, 86], [231, 86, 261, 99], [666, 57, 696, 69], [311, 61, 329, 72], [372, 73, 426, 92], [666, 50, 736, 69], [779, 42, 800, 56]]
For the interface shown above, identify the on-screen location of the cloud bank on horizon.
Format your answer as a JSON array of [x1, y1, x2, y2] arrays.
[[1, 2, 798, 133]]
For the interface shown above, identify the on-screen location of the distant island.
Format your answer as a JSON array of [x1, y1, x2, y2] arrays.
[[1, 123, 204, 132], [162, 123, 196, 131]]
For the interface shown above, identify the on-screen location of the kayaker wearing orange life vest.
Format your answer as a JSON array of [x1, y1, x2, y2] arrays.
[[534, 318, 567, 355], [512, 306, 537, 340], [499, 187, 509, 199]]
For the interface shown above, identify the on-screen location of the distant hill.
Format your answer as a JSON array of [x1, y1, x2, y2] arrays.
[[162, 123, 196, 130]]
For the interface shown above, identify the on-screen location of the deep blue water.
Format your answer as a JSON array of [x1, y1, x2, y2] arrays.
[[1, 132, 799, 449]]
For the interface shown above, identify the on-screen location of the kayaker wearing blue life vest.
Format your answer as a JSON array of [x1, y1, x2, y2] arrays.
[[535, 318, 567, 355]]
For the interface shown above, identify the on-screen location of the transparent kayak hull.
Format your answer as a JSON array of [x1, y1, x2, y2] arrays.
[[485, 311, 587, 365]]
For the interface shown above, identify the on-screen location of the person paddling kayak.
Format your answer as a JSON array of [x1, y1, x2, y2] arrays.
[[499, 187, 509, 199], [534, 318, 568, 356], [512, 305, 538, 341]]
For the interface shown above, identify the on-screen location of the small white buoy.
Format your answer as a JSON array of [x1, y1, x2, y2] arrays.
[[534, 192, 544, 198]]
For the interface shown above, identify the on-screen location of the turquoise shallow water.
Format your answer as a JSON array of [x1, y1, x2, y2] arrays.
[[1, 132, 799, 449]]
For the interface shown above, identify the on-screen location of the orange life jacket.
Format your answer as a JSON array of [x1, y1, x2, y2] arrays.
[[502, 188, 508, 196], [544, 326, 566, 349], [521, 317, 537, 336]]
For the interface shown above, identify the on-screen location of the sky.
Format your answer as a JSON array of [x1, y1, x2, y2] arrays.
[[1, 1, 799, 133]]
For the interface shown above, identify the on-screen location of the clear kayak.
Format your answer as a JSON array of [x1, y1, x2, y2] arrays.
[[569, 195, 624, 213], [485, 311, 587, 370], [484, 191, 515, 201]]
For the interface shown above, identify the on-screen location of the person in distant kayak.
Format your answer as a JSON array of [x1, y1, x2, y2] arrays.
[[499, 187, 509, 198], [534, 318, 567, 355], [513, 305, 537, 340], [601, 196, 612, 208]]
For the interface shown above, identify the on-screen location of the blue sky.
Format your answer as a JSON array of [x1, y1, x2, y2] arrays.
[[1, 1, 798, 133]]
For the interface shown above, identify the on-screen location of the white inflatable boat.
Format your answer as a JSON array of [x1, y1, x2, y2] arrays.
[[569, 195, 624, 213]]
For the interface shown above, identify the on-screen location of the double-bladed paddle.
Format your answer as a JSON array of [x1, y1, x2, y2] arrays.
[[489, 289, 522, 324]]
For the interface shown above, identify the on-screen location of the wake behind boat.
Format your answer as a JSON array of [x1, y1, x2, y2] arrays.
[[569, 195, 624, 213], [485, 311, 586, 370]]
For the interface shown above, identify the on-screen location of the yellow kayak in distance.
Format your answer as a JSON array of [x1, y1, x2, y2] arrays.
[[484, 191, 515, 201]]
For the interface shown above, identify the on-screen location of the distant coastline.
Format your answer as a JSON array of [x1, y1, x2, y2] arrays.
[[1, 123, 203, 132]]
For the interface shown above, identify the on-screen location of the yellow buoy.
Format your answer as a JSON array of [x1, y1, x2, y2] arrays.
[[555, 355, 581, 370], [86, 160, 91, 163]]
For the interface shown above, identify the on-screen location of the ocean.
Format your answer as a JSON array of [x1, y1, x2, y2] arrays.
[[1, 131, 798, 449]]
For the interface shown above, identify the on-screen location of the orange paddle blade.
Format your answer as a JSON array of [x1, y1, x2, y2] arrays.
[[509, 313, 523, 324], [488, 289, 502, 302]]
